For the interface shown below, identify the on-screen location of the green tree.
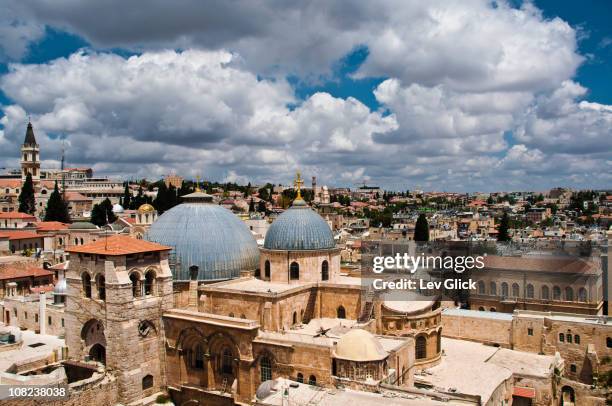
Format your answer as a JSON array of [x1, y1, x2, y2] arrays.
[[257, 199, 267, 213], [90, 198, 117, 226], [18, 173, 36, 214], [414, 213, 429, 242], [44, 181, 70, 223], [249, 198, 255, 213], [122, 182, 131, 209], [497, 212, 511, 242]]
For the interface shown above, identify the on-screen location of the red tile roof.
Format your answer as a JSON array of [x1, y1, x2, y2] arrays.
[[0, 179, 22, 188], [0, 267, 54, 281], [35, 221, 69, 231], [512, 386, 535, 398], [64, 192, 91, 201], [0, 231, 41, 240], [66, 235, 171, 256], [30, 284, 55, 294], [0, 212, 37, 220]]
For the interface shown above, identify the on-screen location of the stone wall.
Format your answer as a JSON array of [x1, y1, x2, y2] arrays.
[[1, 298, 65, 337], [0, 372, 118, 406], [442, 311, 512, 347]]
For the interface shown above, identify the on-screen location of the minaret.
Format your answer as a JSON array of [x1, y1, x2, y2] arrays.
[[20, 120, 40, 182]]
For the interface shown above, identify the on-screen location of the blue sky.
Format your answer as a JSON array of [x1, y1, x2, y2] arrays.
[[0, 1, 610, 191]]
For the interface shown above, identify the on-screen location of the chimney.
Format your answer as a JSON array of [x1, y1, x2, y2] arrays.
[[39, 292, 46, 335]]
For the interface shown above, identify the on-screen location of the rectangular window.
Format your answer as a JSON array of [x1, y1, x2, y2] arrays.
[[527, 328, 533, 336], [48, 316, 52, 325], [61, 319, 65, 327]]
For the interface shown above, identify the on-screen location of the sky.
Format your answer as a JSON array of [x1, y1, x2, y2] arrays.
[[0, 0, 610, 192]]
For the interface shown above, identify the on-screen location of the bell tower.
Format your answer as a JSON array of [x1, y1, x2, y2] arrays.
[[21, 120, 40, 182]]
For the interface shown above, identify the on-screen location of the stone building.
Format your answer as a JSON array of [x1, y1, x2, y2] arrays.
[[64, 235, 174, 404], [470, 255, 603, 315], [1, 176, 603, 406]]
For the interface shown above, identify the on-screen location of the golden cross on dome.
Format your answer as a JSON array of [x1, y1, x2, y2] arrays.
[[195, 175, 201, 192], [294, 171, 304, 199]]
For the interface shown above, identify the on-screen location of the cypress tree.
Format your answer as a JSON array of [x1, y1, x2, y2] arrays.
[[153, 182, 169, 214], [122, 182, 131, 209], [44, 181, 70, 223], [91, 198, 117, 227], [414, 213, 430, 242], [18, 173, 36, 214], [249, 198, 255, 213], [497, 212, 511, 242], [257, 199, 266, 213]]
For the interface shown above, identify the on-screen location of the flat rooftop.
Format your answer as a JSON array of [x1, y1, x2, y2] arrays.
[[514, 310, 611, 326], [256, 378, 456, 406], [442, 308, 513, 321], [417, 338, 556, 403], [418, 338, 510, 402], [255, 318, 406, 354], [205, 278, 301, 294], [0, 325, 65, 372]]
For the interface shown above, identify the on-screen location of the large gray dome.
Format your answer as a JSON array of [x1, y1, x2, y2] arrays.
[[264, 199, 335, 251], [145, 192, 259, 281]]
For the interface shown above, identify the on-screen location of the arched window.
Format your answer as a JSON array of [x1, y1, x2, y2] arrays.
[[526, 284, 534, 299], [222, 348, 233, 374], [501, 282, 509, 298], [297, 373, 304, 383], [337, 306, 346, 319], [142, 374, 153, 390], [477, 281, 485, 294], [290, 262, 299, 280], [96, 274, 105, 300], [489, 282, 497, 296], [82, 273, 92, 298], [565, 287, 574, 301], [566, 334, 572, 343], [321, 260, 329, 281], [265, 260, 271, 279], [415, 336, 427, 359], [478, 307, 485, 311], [130, 273, 140, 298], [192, 344, 204, 369], [260, 357, 272, 382], [144, 270, 155, 296], [559, 333, 564, 342], [511, 283, 519, 298], [541, 285, 550, 300], [574, 335, 580, 345], [229, 312, 235, 318], [308, 375, 316, 385], [578, 288, 587, 302], [553, 286, 561, 300], [80, 238, 84, 245], [490, 307, 496, 312], [74, 238, 78, 245]]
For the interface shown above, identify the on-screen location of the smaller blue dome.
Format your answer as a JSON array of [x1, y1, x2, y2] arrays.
[[264, 199, 335, 250]]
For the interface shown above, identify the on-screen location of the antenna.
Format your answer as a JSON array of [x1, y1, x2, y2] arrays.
[[61, 139, 66, 200], [104, 210, 109, 251]]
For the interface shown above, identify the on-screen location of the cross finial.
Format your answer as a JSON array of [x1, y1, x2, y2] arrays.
[[294, 171, 304, 199], [195, 175, 201, 192]]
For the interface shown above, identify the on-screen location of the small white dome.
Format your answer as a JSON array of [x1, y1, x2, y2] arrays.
[[334, 329, 387, 362], [112, 204, 124, 213]]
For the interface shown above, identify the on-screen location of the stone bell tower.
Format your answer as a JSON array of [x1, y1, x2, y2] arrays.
[[64, 235, 174, 404], [21, 120, 40, 182]]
